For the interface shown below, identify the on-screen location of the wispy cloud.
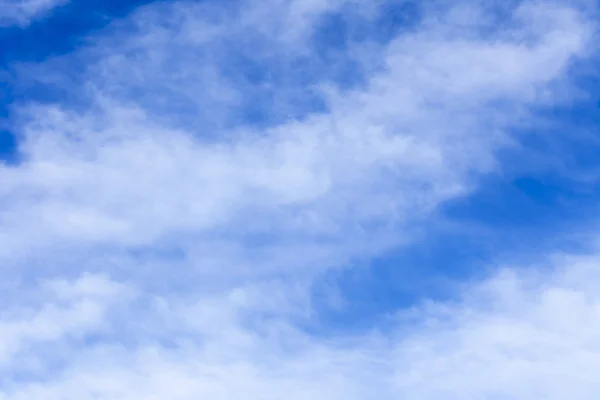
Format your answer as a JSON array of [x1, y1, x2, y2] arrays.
[[0, 0, 598, 398], [0, 0, 68, 27]]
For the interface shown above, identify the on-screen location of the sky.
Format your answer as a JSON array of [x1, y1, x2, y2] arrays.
[[0, 0, 600, 398]]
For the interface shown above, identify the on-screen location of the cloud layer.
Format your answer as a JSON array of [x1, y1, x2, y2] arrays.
[[1, 0, 599, 398]]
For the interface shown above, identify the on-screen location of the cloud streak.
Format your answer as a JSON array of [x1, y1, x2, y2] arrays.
[[0, 0, 68, 27]]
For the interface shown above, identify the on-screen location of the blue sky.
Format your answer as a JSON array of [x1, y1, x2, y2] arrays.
[[1, 0, 600, 398]]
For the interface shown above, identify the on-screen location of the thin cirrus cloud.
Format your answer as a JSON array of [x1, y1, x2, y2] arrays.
[[0, 0, 68, 26], [0, 0, 599, 398]]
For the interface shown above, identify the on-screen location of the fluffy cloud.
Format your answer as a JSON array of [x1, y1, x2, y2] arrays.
[[0, 0, 598, 398], [4, 254, 600, 399]]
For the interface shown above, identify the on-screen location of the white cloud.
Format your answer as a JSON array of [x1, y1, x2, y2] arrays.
[[0, 274, 130, 369], [0, 0, 68, 27], [3, 0, 590, 265], [4, 254, 600, 399], [389, 253, 600, 399], [0, 0, 598, 398]]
